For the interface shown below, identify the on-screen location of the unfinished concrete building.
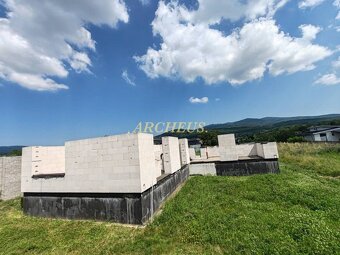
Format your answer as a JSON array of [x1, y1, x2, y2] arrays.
[[22, 133, 190, 224], [189, 134, 279, 176], [21, 133, 279, 225]]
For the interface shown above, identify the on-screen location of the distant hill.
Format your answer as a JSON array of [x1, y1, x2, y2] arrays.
[[205, 114, 340, 135], [156, 114, 340, 144], [0, 146, 24, 156]]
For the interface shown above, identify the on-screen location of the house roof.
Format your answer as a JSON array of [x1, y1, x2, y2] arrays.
[[313, 127, 340, 134], [309, 125, 340, 131]]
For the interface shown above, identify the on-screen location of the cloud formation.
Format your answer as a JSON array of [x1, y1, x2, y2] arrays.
[[139, 0, 150, 6], [122, 70, 136, 86], [190, 0, 288, 24], [0, 0, 129, 91], [333, 57, 340, 69], [334, 0, 340, 19], [135, 1, 331, 86], [315, 73, 340, 85], [189, 97, 209, 104], [299, 0, 325, 9]]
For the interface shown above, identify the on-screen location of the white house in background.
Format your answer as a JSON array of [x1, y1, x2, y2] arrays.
[[305, 126, 340, 142]]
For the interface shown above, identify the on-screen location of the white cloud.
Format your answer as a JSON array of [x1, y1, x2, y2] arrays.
[[70, 52, 92, 73], [298, 0, 325, 9], [299, 24, 322, 41], [139, 0, 150, 6], [0, 0, 129, 91], [191, 0, 289, 24], [136, 1, 331, 86], [335, 0, 340, 7], [215, 98, 221, 101], [8, 73, 69, 92], [122, 70, 136, 86], [332, 57, 340, 69], [189, 97, 209, 104], [334, 0, 340, 19], [315, 73, 340, 85]]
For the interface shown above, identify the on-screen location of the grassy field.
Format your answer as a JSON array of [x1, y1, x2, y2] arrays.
[[0, 143, 339, 254]]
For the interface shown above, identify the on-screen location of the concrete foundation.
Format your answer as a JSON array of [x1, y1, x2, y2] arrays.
[[215, 159, 279, 176], [190, 159, 279, 176], [141, 165, 189, 223], [189, 163, 216, 176], [22, 165, 189, 225]]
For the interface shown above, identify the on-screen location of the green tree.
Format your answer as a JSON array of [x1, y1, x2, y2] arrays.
[[198, 131, 219, 146], [7, 149, 22, 156]]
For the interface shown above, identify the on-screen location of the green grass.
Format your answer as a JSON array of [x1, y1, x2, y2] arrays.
[[1, 143, 340, 254]]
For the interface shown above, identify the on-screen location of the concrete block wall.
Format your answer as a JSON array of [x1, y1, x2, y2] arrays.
[[162, 137, 181, 174], [206, 146, 219, 158], [256, 143, 265, 158], [179, 139, 190, 166], [154, 144, 163, 177], [262, 142, 279, 159], [22, 133, 157, 194], [217, 135, 279, 161], [0, 156, 21, 200], [138, 133, 159, 190], [64, 133, 155, 193], [218, 134, 238, 161], [30, 146, 65, 176], [200, 148, 208, 160], [189, 148, 200, 160], [236, 144, 258, 158]]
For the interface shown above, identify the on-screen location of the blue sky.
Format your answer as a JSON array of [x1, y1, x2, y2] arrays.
[[0, 0, 339, 145]]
